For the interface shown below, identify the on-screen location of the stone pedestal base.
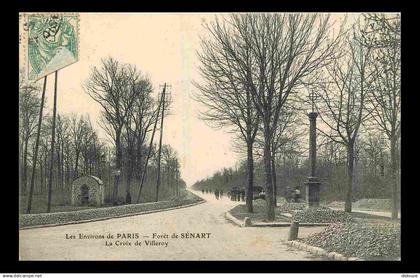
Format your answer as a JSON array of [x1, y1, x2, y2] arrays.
[[305, 177, 320, 207]]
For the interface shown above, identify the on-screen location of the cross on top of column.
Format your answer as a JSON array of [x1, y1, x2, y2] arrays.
[[308, 91, 319, 113]]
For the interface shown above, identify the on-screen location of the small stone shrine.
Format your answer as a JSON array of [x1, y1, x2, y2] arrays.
[[71, 175, 105, 206]]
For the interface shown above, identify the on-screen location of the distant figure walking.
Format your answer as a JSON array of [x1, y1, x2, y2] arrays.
[[231, 188, 237, 201], [202, 189, 204, 194], [294, 187, 301, 203], [220, 190, 223, 198]]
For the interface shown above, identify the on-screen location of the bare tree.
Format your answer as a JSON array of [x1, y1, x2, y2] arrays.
[[154, 85, 172, 202], [194, 17, 260, 213], [80, 116, 100, 176], [56, 114, 73, 192], [362, 13, 400, 219], [254, 104, 305, 205], [215, 14, 339, 220], [69, 114, 89, 178], [162, 144, 178, 196], [122, 77, 155, 203], [270, 108, 305, 205], [315, 21, 373, 213], [132, 84, 157, 181], [361, 132, 387, 178], [38, 122, 51, 194], [84, 57, 146, 205], [19, 82, 42, 195]]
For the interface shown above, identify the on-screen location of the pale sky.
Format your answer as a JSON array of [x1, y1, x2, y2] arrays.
[[19, 13, 362, 186], [21, 13, 240, 187]]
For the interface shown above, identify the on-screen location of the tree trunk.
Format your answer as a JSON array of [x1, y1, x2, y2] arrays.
[[67, 159, 71, 186], [390, 136, 399, 220], [75, 152, 80, 179], [65, 145, 70, 186], [380, 150, 385, 177], [137, 144, 143, 180], [61, 143, 64, 190], [168, 168, 172, 196], [56, 146, 61, 192], [246, 141, 254, 213], [345, 144, 354, 213], [113, 128, 123, 205], [40, 156, 44, 194], [271, 152, 277, 207], [22, 139, 29, 195], [44, 151, 48, 193], [263, 124, 275, 221], [125, 156, 133, 204], [19, 142, 23, 195]]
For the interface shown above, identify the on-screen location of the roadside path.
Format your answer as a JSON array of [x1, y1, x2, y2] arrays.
[[20, 190, 325, 260]]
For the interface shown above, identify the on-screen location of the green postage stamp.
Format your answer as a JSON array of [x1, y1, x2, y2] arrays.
[[21, 13, 79, 81]]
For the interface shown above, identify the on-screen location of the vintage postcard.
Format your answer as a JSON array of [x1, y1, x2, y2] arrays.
[[18, 12, 401, 261]]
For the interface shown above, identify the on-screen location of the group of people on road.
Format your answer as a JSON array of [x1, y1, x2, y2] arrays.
[[201, 188, 224, 200], [200, 187, 246, 202], [202, 189, 212, 194], [214, 189, 223, 199], [229, 187, 245, 202], [201, 185, 302, 203], [202, 185, 301, 203]]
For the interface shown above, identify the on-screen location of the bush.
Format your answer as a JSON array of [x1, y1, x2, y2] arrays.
[[301, 222, 401, 260], [277, 202, 307, 214], [293, 207, 354, 223]]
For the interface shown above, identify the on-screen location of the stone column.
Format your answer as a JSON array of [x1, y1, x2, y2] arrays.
[[305, 112, 320, 207]]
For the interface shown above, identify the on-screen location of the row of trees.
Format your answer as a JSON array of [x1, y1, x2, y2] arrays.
[[84, 58, 185, 205], [19, 58, 185, 213], [194, 13, 400, 220], [192, 130, 397, 205], [19, 78, 111, 212], [84, 58, 182, 205]]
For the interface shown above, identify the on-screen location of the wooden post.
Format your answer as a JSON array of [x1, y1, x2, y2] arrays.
[[26, 76, 47, 214], [47, 71, 59, 213], [136, 85, 163, 203], [288, 221, 299, 241], [155, 84, 166, 202]]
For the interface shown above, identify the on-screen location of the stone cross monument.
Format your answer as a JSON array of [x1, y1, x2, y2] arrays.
[[305, 91, 321, 207]]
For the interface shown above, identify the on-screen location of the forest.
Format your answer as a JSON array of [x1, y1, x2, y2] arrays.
[[19, 58, 186, 214]]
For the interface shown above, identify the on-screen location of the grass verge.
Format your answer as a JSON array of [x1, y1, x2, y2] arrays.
[[229, 199, 291, 223], [20, 190, 203, 228]]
